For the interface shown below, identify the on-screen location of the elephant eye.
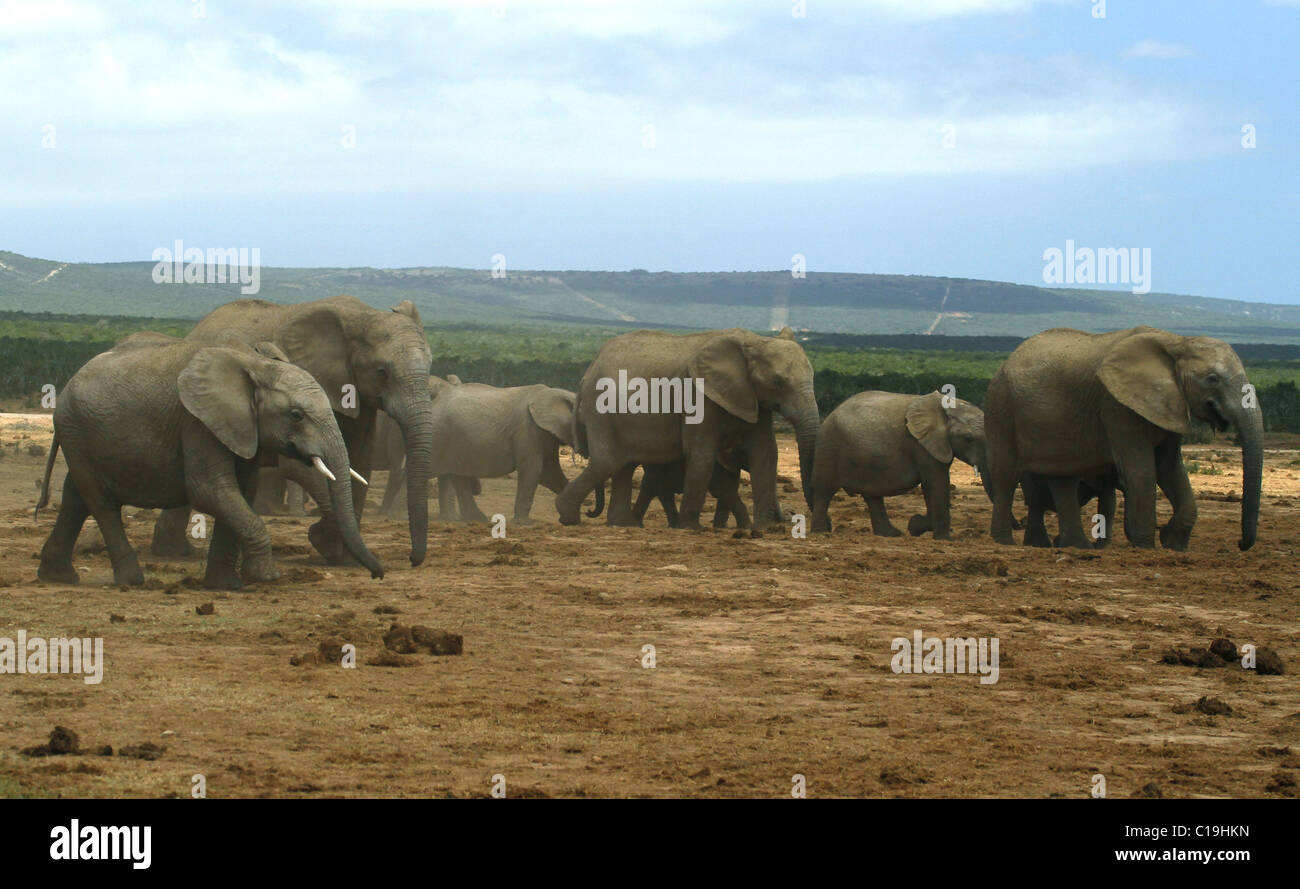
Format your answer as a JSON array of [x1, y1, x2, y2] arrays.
[[290, 408, 305, 422], [376, 367, 389, 379], [1206, 372, 1221, 384]]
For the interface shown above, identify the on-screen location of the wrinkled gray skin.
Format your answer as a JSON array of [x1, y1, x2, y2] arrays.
[[153, 295, 434, 566], [382, 376, 577, 524], [556, 327, 819, 529], [986, 326, 1262, 550], [810, 391, 989, 538], [373, 411, 482, 522], [36, 335, 382, 589], [253, 468, 309, 515], [1020, 471, 1119, 549]]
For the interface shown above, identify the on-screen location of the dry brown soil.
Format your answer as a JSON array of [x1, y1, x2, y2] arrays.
[[0, 414, 1296, 798]]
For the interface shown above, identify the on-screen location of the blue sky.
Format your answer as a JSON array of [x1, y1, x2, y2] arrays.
[[1, 0, 1296, 303]]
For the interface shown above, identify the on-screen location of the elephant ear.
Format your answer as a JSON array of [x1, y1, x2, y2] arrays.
[[688, 334, 758, 424], [529, 389, 576, 445], [1097, 331, 1192, 434], [775, 326, 795, 341], [392, 300, 423, 328], [178, 348, 259, 460], [905, 392, 953, 464], [277, 306, 359, 418]]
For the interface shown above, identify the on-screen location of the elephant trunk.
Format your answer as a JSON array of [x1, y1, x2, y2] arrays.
[[389, 376, 434, 566], [785, 383, 821, 510], [322, 441, 384, 578], [1234, 399, 1263, 551]]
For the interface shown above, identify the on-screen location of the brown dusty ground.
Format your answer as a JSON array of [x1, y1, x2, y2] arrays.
[[0, 413, 1297, 798]]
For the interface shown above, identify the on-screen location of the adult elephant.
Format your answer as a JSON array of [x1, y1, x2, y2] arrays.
[[809, 391, 989, 538], [382, 376, 578, 524], [985, 326, 1262, 550], [36, 336, 382, 589], [555, 327, 819, 529], [153, 295, 434, 566]]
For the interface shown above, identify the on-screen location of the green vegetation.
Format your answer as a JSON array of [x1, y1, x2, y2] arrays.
[[6, 310, 1300, 432]]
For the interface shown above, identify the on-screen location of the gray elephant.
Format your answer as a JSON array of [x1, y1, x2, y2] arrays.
[[556, 327, 820, 529], [584, 457, 752, 529], [152, 295, 435, 566], [36, 336, 382, 589], [810, 391, 988, 538], [383, 376, 578, 524], [985, 326, 1262, 550]]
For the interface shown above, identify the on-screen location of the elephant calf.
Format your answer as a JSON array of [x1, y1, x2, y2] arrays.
[[384, 376, 578, 524], [36, 336, 383, 589], [810, 391, 989, 538]]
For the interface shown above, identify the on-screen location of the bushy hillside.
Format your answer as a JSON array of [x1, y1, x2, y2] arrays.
[[3, 251, 1299, 342]]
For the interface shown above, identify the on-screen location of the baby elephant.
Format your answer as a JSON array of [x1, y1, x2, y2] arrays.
[[36, 335, 383, 589], [811, 390, 989, 538]]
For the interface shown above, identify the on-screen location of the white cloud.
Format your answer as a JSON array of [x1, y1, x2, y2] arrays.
[[1124, 39, 1193, 60], [0, 0, 106, 36]]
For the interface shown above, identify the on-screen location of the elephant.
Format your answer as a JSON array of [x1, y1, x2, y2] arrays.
[[809, 391, 989, 538], [152, 295, 435, 566], [252, 468, 309, 516], [584, 456, 752, 529], [555, 327, 820, 530], [985, 326, 1262, 551], [1020, 471, 1119, 549], [35, 335, 383, 589], [380, 376, 579, 524]]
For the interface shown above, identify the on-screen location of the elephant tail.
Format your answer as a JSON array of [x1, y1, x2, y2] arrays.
[[586, 481, 605, 518], [35, 429, 59, 519]]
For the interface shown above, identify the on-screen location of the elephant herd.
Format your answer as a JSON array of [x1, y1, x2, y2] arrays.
[[33, 294, 1263, 591]]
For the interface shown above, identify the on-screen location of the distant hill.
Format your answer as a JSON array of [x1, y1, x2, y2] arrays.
[[3, 250, 1299, 343]]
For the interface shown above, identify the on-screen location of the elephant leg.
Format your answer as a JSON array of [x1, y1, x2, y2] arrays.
[[810, 484, 835, 533], [987, 447, 1018, 546], [79, 486, 143, 587], [1116, 450, 1159, 548], [865, 496, 902, 537], [1020, 477, 1053, 548], [193, 469, 278, 588], [1093, 485, 1117, 548], [607, 463, 638, 526], [436, 475, 458, 521], [286, 480, 307, 516], [746, 424, 782, 528], [709, 464, 742, 528], [454, 476, 489, 522], [631, 465, 657, 527], [513, 457, 542, 524], [151, 505, 197, 557], [381, 461, 407, 519], [1047, 476, 1090, 548], [1156, 443, 1196, 551], [917, 467, 953, 540], [37, 474, 90, 584], [677, 442, 719, 531]]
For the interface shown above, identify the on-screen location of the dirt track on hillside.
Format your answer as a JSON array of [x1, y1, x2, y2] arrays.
[[1, 415, 1296, 798]]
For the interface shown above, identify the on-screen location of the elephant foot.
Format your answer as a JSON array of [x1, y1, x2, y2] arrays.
[[203, 566, 243, 591], [906, 515, 931, 537], [1055, 532, 1094, 550], [150, 537, 198, 558], [512, 516, 535, 526], [557, 512, 581, 526], [241, 555, 281, 585], [308, 521, 360, 566], [991, 528, 1016, 546], [1092, 536, 1111, 549], [1159, 524, 1191, 551], [873, 525, 903, 538], [810, 514, 831, 533], [37, 559, 79, 585], [1023, 528, 1053, 548], [111, 562, 146, 587]]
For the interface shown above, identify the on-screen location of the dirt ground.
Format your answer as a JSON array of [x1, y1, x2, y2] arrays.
[[0, 413, 1296, 798]]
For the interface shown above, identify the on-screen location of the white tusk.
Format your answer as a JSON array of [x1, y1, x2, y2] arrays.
[[311, 456, 337, 482], [349, 468, 368, 487]]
